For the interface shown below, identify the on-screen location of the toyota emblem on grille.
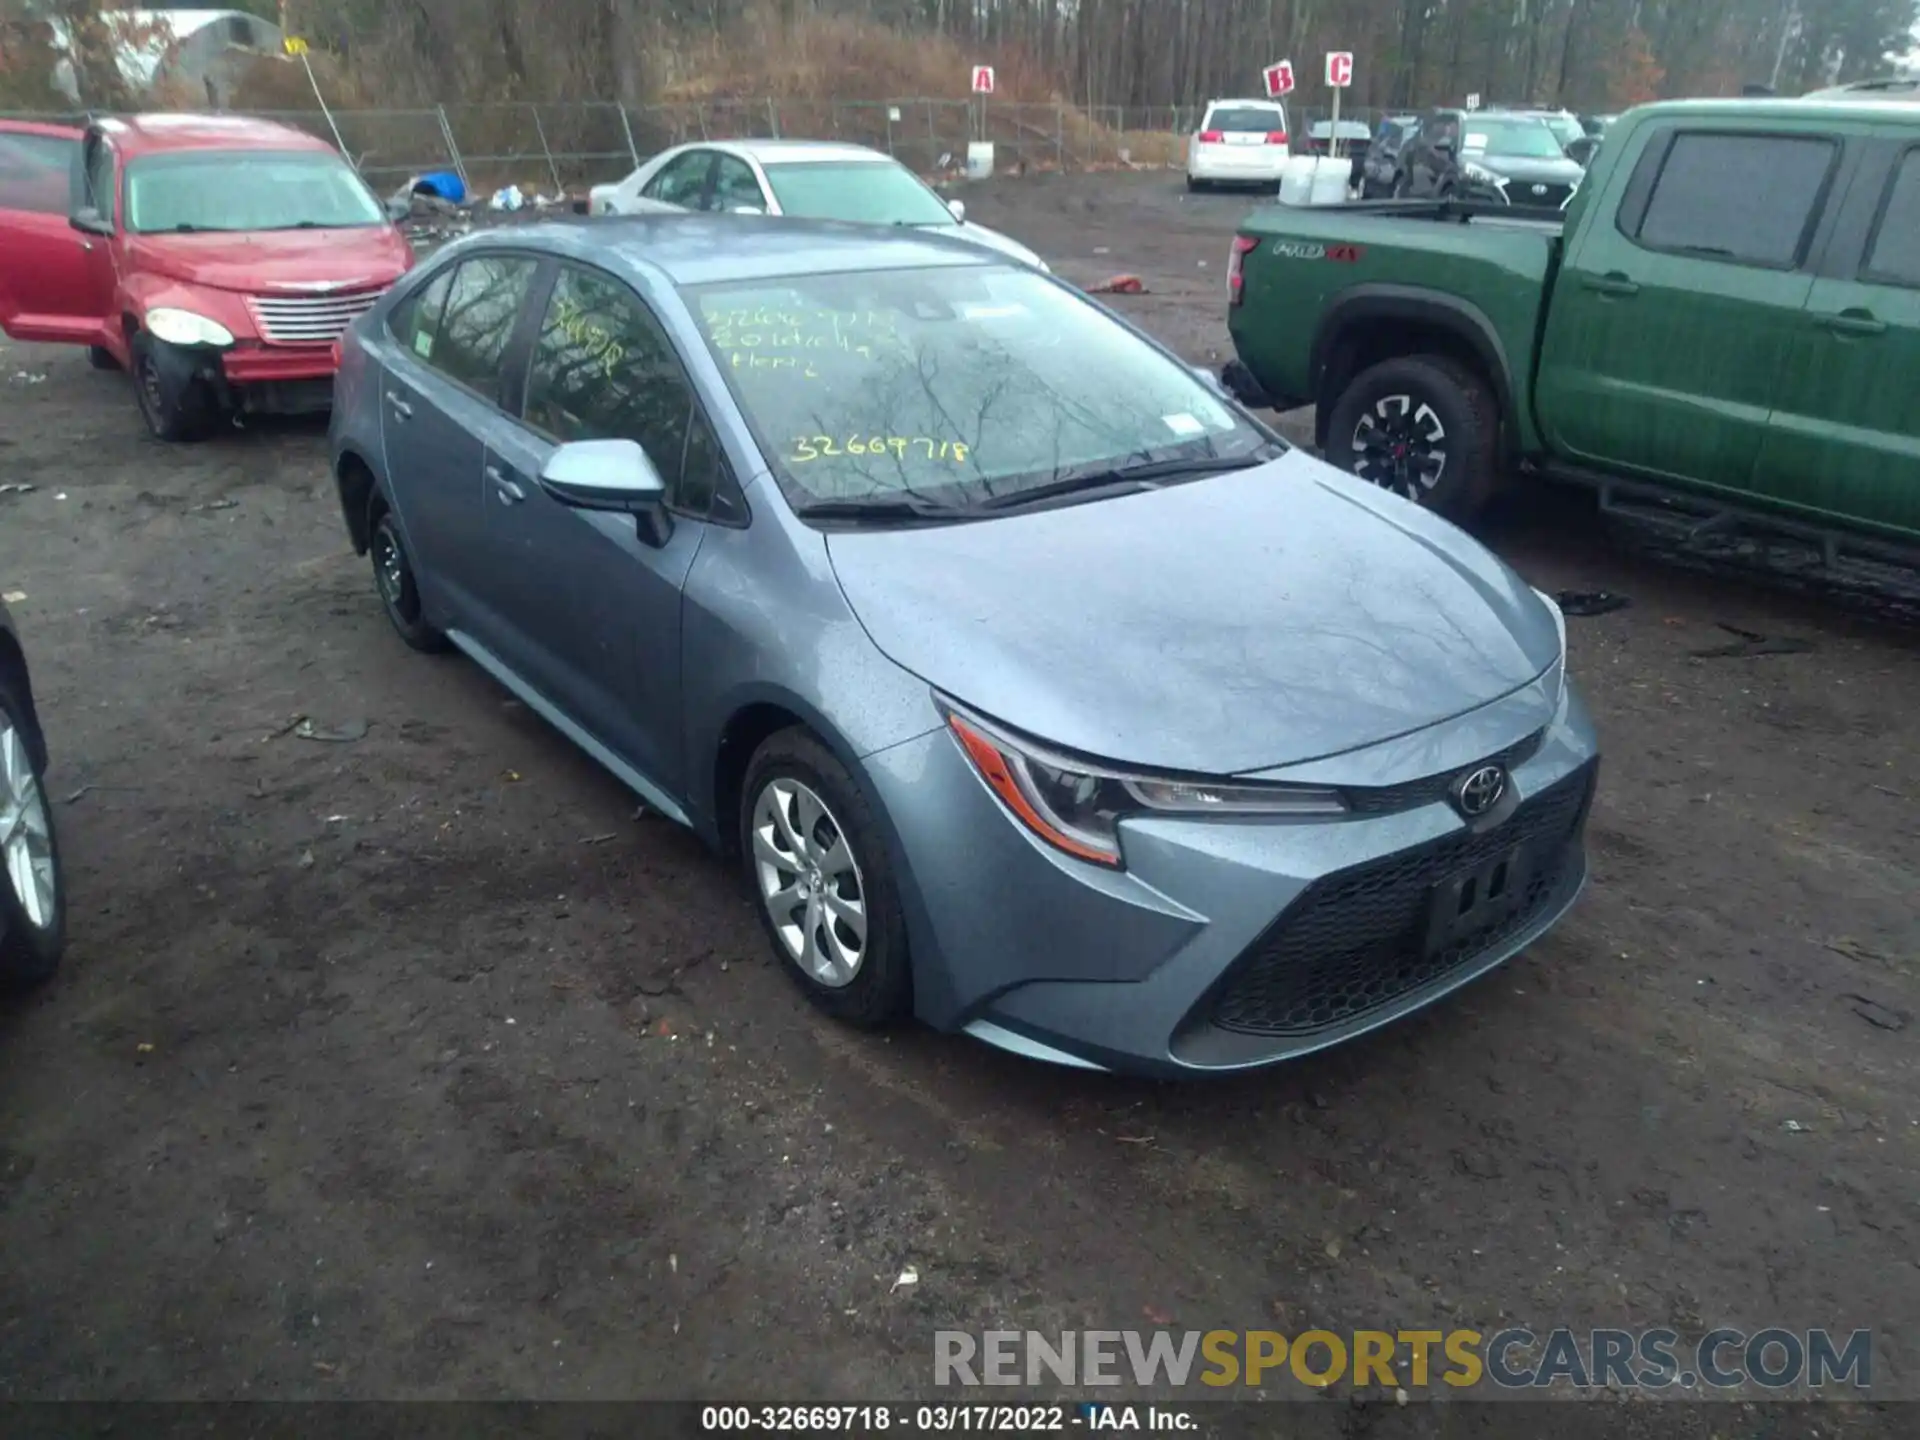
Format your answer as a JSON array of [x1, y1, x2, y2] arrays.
[[1531, 183, 1548, 196], [1453, 765, 1508, 817]]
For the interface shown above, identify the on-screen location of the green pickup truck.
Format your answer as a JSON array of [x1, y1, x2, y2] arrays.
[[1222, 97, 1920, 572]]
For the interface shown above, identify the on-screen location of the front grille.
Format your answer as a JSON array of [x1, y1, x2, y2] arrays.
[[1514, 181, 1575, 208], [246, 290, 382, 346], [1209, 762, 1595, 1038], [1345, 729, 1546, 816]]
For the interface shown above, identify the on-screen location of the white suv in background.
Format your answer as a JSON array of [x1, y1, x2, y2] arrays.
[[1186, 98, 1291, 191]]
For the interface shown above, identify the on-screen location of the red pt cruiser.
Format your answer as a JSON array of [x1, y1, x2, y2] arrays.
[[0, 113, 415, 441]]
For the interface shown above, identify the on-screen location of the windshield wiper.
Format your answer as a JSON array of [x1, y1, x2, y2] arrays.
[[972, 451, 1281, 514], [793, 493, 971, 525]]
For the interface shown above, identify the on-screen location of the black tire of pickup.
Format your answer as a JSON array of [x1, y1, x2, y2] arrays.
[[1325, 354, 1500, 522]]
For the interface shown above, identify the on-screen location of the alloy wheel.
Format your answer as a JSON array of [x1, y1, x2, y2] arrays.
[[0, 719, 56, 931], [1351, 393, 1448, 501], [750, 777, 868, 988], [374, 526, 406, 610], [136, 356, 166, 427]]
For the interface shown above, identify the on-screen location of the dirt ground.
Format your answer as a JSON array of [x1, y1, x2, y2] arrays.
[[0, 172, 1915, 1434]]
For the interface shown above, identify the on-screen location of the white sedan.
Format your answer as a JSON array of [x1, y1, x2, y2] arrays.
[[588, 139, 1048, 270]]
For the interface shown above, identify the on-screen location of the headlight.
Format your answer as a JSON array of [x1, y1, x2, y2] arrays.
[[942, 699, 1347, 868], [144, 308, 234, 348]]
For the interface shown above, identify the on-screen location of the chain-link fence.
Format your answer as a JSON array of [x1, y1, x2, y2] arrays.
[[6, 98, 1387, 193]]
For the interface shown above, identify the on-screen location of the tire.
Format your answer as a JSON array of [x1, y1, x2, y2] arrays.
[[369, 506, 447, 653], [0, 677, 65, 991], [1186, 174, 1205, 193], [1325, 354, 1501, 522], [130, 333, 213, 443], [87, 345, 119, 371], [739, 729, 911, 1029]]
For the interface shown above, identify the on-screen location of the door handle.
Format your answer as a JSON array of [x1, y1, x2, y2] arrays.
[[1581, 272, 1640, 298], [487, 465, 525, 504], [385, 391, 414, 420], [1816, 310, 1887, 338]]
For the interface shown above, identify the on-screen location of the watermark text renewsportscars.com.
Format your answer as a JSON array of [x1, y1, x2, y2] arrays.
[[934, 1328, 1873, 1394]]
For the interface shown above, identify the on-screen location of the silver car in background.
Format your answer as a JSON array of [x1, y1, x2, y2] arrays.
[[327, 213, 1599, 1076], [588, 139, 1048, 270]]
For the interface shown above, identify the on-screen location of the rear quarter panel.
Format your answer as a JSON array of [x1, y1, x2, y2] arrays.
[[1226, 207, 1558, 452]]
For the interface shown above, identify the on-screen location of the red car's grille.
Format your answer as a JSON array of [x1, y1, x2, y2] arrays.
[[246, 290, 382, 346]]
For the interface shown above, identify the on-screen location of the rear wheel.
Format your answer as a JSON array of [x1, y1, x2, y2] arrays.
[[370, 506, 447, 653], [1325, 354, 1501, 522], [0, 679, 64, 991], [87, 345, 119, 371], [1186, 174, 1206, 192], [739, 729, 911, 1029]]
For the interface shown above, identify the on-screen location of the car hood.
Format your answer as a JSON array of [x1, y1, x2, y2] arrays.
[[917, 220, 1044, 268], [123, 227, 414, 293], [825, 452, 1560, 775], [1472, 154, 1586, 185]]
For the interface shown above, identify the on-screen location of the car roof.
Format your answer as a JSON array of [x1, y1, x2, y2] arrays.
[[1203, 97, 1287, 108], [703, 139, 896, 167], [95, 113, 337, 159], [1626, 95, 1920, 122], [465, 212, 998, 286], [1800, 75, 1920, 102]]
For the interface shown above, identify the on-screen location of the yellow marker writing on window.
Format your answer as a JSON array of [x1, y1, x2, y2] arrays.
[[789, 436, 971, 464]]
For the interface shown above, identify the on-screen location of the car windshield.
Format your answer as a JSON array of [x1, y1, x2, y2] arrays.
[[1461, 119, 1568, 160], [761, 160, 956, 227], [686, 264, 1274, 510], [125, 149, 386, 233], [1206, 107, 1285, 133]]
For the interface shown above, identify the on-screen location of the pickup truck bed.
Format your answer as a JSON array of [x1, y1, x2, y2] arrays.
[[1224, 99, 1920, 575]]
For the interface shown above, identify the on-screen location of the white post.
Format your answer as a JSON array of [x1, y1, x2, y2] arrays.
[[298, 51, 349, 161], [1329, 86, 1341, 161]]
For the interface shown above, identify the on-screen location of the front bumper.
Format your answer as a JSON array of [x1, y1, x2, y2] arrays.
[[149, 337, 338, 416], [869, 677, 1600, 1077]]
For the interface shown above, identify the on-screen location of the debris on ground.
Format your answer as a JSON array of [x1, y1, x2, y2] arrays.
[[1689, 623, 1814, 659], [1555, 589, 1631, 617], [1087, 274, 1147, 294], [188, 498, 238, 514], [1843, 994, 1909, 1032], [0, 484, 37, 498], [292, 717, 371, 744], [490, 185, 527, 212], [12, 372, 47, 386], [890, 1265, 919, 1293], [2, 590, 25, 603]]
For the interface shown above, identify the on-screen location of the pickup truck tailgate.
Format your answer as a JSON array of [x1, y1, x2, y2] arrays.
[[1227, 204, 1561, 446]]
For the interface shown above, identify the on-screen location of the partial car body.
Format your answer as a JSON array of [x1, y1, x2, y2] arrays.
[[1187, 98, 1292, 189], [1396, 109, 1586, 207], [1360, 114, 1420, 197], [329, 213, 1598, 1077], [0, 113, 415, 441], [587, 139, 1047, 270], [0, 596, 65, 990]]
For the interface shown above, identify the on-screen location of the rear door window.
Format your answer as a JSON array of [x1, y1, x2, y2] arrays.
[[420, 255, 539, 400], [1205, 106, 1285, 135], [1863, 149, 1920, 287], [1630, 132, 1835, 268], [0, 131, 74, 214]]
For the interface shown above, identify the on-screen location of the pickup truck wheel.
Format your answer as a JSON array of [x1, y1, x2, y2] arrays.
[[1327, 355, 1499, 521], [131, 335, 215, 444]]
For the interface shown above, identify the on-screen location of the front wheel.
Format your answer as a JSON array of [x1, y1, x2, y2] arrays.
[[740, 729, 911, 1029], [1324, 354, 1501, 522], [0, 679, 65, 991], [131, 334, 213, 443]]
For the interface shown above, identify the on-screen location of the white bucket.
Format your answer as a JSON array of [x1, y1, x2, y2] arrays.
[[1277, 155, 1317, 206], [966, 142, 995, 180], [1309, 157, 1352, 206]]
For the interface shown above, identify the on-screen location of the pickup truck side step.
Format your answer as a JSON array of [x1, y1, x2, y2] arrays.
[[1529, 462, 1920, 616]]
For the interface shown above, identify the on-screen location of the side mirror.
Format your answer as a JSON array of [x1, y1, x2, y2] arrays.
[[69, 207, 111, 236], [947, 198, 967, 223], [385, 194, 413, 222], [539, 438, 673, 547]]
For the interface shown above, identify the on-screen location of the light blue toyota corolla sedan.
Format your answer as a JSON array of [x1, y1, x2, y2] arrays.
[[328, 213, 1599, 1077]]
